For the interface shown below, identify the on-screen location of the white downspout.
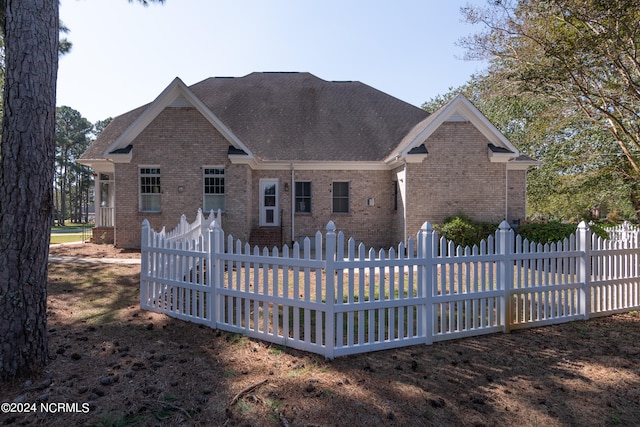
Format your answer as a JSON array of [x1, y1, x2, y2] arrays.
[[505, 163, 509, 222], [291, 163, 295, 247], [403, 160, 408, 246], [112, 166, 117, 246]]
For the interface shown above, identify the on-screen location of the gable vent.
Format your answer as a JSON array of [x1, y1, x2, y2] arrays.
[[445, 111, 467, 122], [169, 95, 192, 108]]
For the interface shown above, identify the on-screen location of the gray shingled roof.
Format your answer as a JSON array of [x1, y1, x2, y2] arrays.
[[80, 105, 147, 161], [81, 72, 430, 162]]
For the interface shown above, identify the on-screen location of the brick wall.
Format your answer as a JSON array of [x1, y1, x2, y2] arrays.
[[507, 169, 527, 223], [112, 109, 529, 249], [404, 121, 509, 239], [91, 227, 114, 244], [283, 170, 398, 247], [114, 107, 231, 248]]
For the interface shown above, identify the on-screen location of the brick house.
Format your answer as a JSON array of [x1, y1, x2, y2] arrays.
[[79, 72, 537, 249]]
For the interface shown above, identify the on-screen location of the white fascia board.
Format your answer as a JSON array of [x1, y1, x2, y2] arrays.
[[404, 153, 428, 163], [102, 77, 254, 158], [507, 159, 541, 170], [76, 159, 115, 173], [229, 158, 391, 171], [106, 153, 133, 163], [228, 155, 258, 168], [488, 150, 517, 163], [386, 94, 521, 162]]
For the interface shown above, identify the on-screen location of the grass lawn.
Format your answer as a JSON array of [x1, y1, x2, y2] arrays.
[[50, 224, 93, 244], [50, 233, 88, 244]]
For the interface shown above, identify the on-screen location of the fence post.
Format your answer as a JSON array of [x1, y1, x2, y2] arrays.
[[195, 208, 203, 227], [178, 214, 187, 236], [497, 220, 514, 333], [419, 221, 434, 345], [324, 221, 336, 359], [140, 219, 151, 309], [577, 221, 591, 319], [209, 219, 224, 329]]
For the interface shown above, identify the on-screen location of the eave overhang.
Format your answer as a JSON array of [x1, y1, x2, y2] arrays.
[[75, 158, 115, 173], [102, 77, 255, 161], [386, 94, 522, 165], [488, 143, 517, 162], [228, 157, 391, 171]]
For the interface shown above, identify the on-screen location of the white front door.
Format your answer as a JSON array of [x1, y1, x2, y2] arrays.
[[259, 179, 279, 226]]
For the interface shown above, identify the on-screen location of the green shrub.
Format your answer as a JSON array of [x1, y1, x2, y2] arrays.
[[435, 216, 611, 248], [515, 221, 576, 244], [516, 220, 609, 244], [588, 222, 610, 240], [435, 215, 499, 248]]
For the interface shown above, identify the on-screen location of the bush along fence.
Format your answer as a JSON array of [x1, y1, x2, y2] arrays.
[[140, 215, 640, 359]]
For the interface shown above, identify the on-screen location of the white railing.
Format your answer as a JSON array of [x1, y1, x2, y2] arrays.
[[157, 208, 222, 245], [98, 206, 115, 227], [605, 221, 640, 243], [140, 218, 640, 359]]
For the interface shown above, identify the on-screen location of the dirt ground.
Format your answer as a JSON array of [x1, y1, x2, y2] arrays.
[[1, 242, 639, 426]]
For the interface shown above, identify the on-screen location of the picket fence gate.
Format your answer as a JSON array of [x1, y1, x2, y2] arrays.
[[140, 216, 640, 359]]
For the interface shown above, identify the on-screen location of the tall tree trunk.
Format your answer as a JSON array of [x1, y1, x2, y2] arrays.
[[0, 0, 58, 380]]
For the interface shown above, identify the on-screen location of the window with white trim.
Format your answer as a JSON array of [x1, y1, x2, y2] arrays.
[[140, 167, 161, 212], [295, 181, 311, 213], [332, 181, 349, 213], [204, 167, 225, 211]]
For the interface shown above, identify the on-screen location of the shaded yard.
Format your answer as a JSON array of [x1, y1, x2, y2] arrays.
[[0, 243, 639, 426]]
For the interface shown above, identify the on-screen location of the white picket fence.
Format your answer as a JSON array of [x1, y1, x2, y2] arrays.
[[140, 216, 640, 359], [606, 220, 640, 243], [158, 208, 221, 244]]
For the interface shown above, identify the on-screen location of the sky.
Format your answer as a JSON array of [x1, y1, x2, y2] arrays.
[[57, 0, 487, 124]]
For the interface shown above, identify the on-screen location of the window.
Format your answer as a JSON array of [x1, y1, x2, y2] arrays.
[[140, 167, 161, 212], [295, 181, 311, 213], [204, 167, 225, 211], [332, 181, 349, 213]]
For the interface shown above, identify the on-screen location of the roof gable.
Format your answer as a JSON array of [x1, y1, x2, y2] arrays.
[[102, 77, 253, 159], [387, 94, 520, 163], [80, 74, 536, 170]]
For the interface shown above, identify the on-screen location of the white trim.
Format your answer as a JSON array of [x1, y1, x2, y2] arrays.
[[77, 159, 115, 173], [259, 179, 280, 226], [107, 153, 132, 163], [489, 153, 517, 163], [230, 155, 538, 172], [291, 165, 295, 246], [385, 94, 521, 163], [507, 159, 540, 170], [404, 154, 428, 164], [230, 158, 392, 171], [103, 77, 254, 160], [203, 166, 226, 212], [139, 165, 162, 213]]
